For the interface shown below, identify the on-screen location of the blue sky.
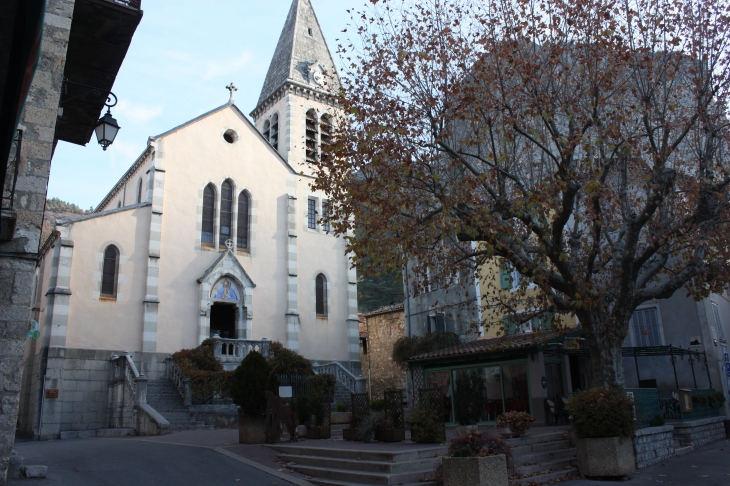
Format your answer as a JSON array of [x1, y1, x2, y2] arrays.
[[48, 0, 360, 210]]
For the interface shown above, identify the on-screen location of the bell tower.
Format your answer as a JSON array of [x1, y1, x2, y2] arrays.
[[250, 0, 341, 176]]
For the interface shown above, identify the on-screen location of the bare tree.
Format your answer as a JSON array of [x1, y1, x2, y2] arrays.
[[314, 0, 730, 387]]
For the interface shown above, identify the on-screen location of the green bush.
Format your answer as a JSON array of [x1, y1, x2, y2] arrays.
[[172, 339, 231, 401], [336, 402, 349, 413], [230, 352, 279, 417], [311, 373, 336, 398], [566, 388, 635, 439], [294, 395, 326, 426], [269, 341, 314, 376], [407, 405, 445, 443], [355, 410, 386, 442], [648, 415, 665, 427], [370, 398, 385, 411]]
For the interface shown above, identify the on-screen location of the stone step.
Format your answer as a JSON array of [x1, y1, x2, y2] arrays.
[[96, 428, 135, 438], [503, 431, 568, 447], [675, 445, 694, 456], [286, 464, 433, 486], [515, 457, 577, 476], [510, 438, 571, 455], [277, 453, 440, 474], [308, 480, 436, 486], [512, 466, 580, 485], [513, 447, 576, 466], [269, 444, 446, 463]]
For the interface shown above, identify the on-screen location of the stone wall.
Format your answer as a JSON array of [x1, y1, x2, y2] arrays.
[[633, 425, 675, 469], [0, 0, 75, 482], [361, 307, 407, 400], [189, 404, 238, 429], [672, 416, 727, 448]]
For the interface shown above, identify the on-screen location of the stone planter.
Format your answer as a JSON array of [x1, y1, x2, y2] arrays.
[[306, 425, 331, 439], [442, 455, 508, 486], [239, 415, 267, 444], [342, 427, 361, 441], [374, 428, 406, 442], [295, 425, 307, 438], [331, 412, 351, 425], [455, 425, 479, 438], [575, 437, 636, 477], [497, 426, 519, 438]]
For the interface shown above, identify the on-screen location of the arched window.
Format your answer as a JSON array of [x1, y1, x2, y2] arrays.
[[219, 180, 233, 248], [237, 191, 250, 250], [101, 245, 119, 297], [320, 114, 332, 163], [202, 184, 216, 246], [271, 113, 279, 150], [305, 109, 318, 163], [316, 274, 327, 317], [136, 177, 143, 203]]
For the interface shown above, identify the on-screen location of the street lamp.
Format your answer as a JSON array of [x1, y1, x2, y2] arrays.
[[94, 108, 120, 151]]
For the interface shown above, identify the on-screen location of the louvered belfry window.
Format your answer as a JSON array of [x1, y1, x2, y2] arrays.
[[632, 307, 662, 347], [305, 109, 318, 163], [101, 245, 119, 297], [237, 191, 250, 250], [219, 180, 233, 248], [316, 274, 327, 316]]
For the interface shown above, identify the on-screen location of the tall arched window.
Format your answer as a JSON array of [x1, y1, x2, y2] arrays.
[[101, 245, 119, 297], [316, 274, 327, 317], [136, 177, 143, 203], [237, 191, 250, 250], [320, 114, 332, 163], [305, 109, 318, 163], [219, 180, 233, 248], [270, 113, 279, 150], [202, 184, 216, 246]]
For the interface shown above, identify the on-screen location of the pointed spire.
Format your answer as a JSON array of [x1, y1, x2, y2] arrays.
[[255, 0, 340, 110]]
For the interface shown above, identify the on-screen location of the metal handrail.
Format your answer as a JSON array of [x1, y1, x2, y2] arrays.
[[2, 130, 21, 210], [313, 361, 359, 394], [168, 359, 189, 404]]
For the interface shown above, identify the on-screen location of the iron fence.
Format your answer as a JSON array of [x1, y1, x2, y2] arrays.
[[624, 388, 661, 427], [277, 374, 312, 399], [657, 388, 721, 421]]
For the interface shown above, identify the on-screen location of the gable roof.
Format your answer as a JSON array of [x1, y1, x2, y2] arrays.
[[197, 249, 256, 288], [255, 0, 341, 110]]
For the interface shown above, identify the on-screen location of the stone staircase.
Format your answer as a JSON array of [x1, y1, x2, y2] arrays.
[[506, 431, 579, 485], [269, 444, 445, 486], [146, 380, 212, 431]]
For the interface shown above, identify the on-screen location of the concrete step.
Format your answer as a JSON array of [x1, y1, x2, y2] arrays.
[[96, 428, 135, 438], [503, 431, 568, 447], [515, 457, 576, 476], [286, 464, 433, 486], [510, 438, 571, 455], [308, 480, 436, 486], [513, 447, 576, 466], [675, 445, 694, 456], [512, 466, 580, 485], [269, 444, 446, 462], [277, 453, 440, 474]]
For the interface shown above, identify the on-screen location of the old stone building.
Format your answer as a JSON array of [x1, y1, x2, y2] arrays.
[[17, 0, 360, 440], [361, 305, 407, 400], [1, 0, 141, 480]]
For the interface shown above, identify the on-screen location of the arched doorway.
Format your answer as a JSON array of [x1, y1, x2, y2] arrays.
[[210, 303, 236, 338], [208, 277, 244, 339]]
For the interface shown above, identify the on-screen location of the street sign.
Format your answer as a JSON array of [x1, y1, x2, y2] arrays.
[[279, 386, 293, 398]]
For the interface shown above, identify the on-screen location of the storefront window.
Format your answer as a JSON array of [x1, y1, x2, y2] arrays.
[[453, 368, 487, 424], [502, 363, 530, 412], [427, 370, 453, 423]]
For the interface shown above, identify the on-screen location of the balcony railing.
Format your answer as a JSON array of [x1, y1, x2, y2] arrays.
[[2, 130, 21, 211], [108, 0, 141, 9]]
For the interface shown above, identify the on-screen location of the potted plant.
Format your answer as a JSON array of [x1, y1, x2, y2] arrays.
[[230, 351, 279, 444], [355, 409, 386, 442], [407, 404, 445, 443], [374, 389, 406, 442], [453, 370, 487, 437], [495, 411, 535, 438], [566, 388, 636, 478], [295, 395, 331, 439], [343, 412, 361, 441], [441, 430, 511, 486]]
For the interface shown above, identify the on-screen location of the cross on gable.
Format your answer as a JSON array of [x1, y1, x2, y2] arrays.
[[226, 83, 237, 102]]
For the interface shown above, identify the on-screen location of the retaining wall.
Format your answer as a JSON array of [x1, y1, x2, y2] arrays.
[[672, 416, 727, 447], [633, 425, 675, 469]]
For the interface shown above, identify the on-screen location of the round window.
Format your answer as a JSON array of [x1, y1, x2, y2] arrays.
[[223, 129, 238, 144]]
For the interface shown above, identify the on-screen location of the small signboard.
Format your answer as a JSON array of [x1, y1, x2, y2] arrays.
[[565, 338, 582, 350], [279, 386, 293, 398], [679, 389, 693, 413], [45, 389, 59, 399]]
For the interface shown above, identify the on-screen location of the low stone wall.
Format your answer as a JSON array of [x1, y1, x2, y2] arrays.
[[673, 416, 727, 447], [190, 404, 238, 429], [633, 425, 675, 469]]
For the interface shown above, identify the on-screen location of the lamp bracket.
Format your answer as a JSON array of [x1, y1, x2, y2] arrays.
[[60, 78, 117, 108]]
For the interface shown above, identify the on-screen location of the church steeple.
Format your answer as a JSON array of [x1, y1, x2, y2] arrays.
[[253, 0, 340, 114], [251, 0, 342, 174]]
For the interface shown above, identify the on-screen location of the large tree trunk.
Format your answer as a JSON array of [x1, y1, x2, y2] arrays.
[[579, 309, 626, 389]]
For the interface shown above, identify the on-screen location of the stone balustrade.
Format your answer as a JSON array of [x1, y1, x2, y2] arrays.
[[212, 337, 270, 370]]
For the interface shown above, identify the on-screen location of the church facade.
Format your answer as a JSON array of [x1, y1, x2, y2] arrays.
[[18, 0, 359, 439]]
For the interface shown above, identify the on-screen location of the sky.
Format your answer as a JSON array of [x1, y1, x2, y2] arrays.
[[48, 0, 361, 210]]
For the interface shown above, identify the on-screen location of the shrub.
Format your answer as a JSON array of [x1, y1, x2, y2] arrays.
[[448, 430, 513, 468], [269, 341, 314, 376], [407, 405, 445, 443], [355, 410, 386, 442], [230, 351, 279, 417], [336, 402, 349, 413], [311, 373, 336, 398], [566, 387, 635, 439], [495, 411, 535, 436], [172, 339, 231, 402], [648, 415, 665, 427], [370, 398, 385, 411], [294, 395, 326, 426], [392, 332, 460, 367], [696, 391, 726, 409]]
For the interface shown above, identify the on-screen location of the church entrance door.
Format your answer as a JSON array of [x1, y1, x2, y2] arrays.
[[210, 303, 236, 339]]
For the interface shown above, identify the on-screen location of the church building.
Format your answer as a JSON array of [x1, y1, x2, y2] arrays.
[[19, 0, 359, 439]]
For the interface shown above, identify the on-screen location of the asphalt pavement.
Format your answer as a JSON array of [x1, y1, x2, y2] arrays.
[[568, 439, 730, 486], [10, 437, 296, 486]]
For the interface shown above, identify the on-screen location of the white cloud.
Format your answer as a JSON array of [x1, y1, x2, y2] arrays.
[[203, 51, 254, 80], [115, 100, 163, 124], [158, 49, 254, 81]]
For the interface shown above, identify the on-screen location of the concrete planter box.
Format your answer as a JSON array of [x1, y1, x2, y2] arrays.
[[576, 437, 636, 477], [306, 426, 331, 439], [331, 412, 351, 424], [374, 428, 405, 442], [342, 427, 361, 441], [442, 455, 508, 486], [239, 416, 267, 444]]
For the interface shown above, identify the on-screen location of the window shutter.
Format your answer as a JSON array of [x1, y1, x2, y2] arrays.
[[499, 264, 511, 290], [503, 315, 516, 335], [540, 313, 553, 330]]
